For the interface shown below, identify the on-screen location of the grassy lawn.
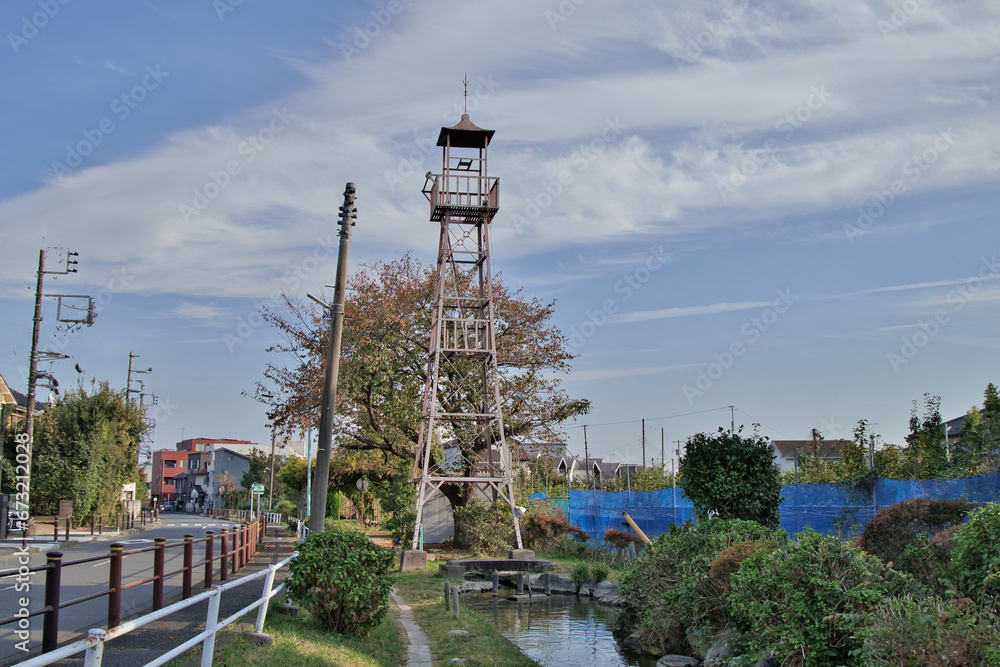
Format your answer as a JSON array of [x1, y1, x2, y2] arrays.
[[395, 562, 541, 667], [203, 603, 405, 667]]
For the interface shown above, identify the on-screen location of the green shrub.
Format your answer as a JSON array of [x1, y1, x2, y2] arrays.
[[591, 563, 610, 584], [896, 523, 962, 591], [729, 529, 915, 667], [707, 542, 775, 595], [859, 498, 971, 566], [618, 518, 786, 656], [453, 499, 515, 556], [276, 499, 295, 517], [944, 502, 1000, 609], [286, 526, 395, 635], [570, 562, 591, 591], [855, 594, 1000, 666]]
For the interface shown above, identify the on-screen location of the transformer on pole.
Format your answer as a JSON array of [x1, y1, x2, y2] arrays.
[[409, 110, 523, 552]]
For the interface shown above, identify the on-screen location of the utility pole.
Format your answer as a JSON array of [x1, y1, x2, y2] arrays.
[[268, 427, 277, 512], [126, 351, 152, 403], [641, 418, 646, 470], [20, 248, 89, 526], [583, 425, 590, 489], [308, 183, 357, 534], [660, 428, 665, 470], [729, 405, 735, 434]]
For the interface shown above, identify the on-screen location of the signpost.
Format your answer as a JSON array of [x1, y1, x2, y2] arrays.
[[251, 483, 264, 520]]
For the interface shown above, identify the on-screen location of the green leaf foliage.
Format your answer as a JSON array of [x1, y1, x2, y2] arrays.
[[729, 529, 917, 667], [858, 498, 972, 566], [29, 381, 148, 522], [286, 526, 396, 635], [618, 518, 785, 656], [678, 427, 783, 528], [943, 502, 1000, 610], [855, 594, 1000, 666]]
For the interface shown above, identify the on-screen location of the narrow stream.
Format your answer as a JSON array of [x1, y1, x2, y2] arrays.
[[465, 594, 659, 667]]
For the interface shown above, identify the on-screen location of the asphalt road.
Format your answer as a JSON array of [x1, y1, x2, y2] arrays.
[[0, 514, 249, 664]]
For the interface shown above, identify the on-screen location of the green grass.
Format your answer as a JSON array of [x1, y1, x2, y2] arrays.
[[206, 603, 405, 667], [395, 563, 542, 667]]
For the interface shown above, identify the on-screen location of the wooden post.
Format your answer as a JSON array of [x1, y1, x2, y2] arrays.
[[220, 528, 229, 581], [42, 551, 63, 653], [182, 534, 194, 599], [204, 531, 214, 589], [152, 538, 166, 610], [108, 544, 124, 629]]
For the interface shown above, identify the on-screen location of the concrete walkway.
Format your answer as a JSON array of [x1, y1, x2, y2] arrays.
[[391, 590, 432, 667]]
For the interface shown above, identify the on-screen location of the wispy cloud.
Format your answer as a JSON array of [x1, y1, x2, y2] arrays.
[[611, 300, 775, 324]]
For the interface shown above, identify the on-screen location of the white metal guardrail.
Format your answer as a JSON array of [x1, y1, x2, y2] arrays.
[[17, 552, 297, 667]]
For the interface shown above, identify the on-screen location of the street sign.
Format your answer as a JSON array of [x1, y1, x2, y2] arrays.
[[251, 483, 265, 494]]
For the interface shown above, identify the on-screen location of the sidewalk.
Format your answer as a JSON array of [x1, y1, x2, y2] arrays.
[[94, 527, 298, 666]]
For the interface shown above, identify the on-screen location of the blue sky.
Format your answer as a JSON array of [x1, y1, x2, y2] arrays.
[[1, 0, 998, 467]]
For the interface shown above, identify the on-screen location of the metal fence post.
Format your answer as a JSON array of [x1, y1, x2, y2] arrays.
[[220, 528, 229, 581], [42, 551, 63, 653], [98, 514, 103, 535], [108, 543, 123, 628], [153, 537, 166, 610], [53, 519, 59, 543], [65, 516, 70, 542], [82, 629, 106, 667], [91, 514, 95, 536], [253, 562, 278, 632], [183, 534, 194, 599], [205, 531, 214, 589], [200, 590, 222, 667]]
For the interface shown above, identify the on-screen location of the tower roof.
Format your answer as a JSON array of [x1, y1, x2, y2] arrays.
[[437, 113, 495, 148]]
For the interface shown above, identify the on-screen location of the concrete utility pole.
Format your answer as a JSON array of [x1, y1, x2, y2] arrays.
[[308, 183, 357, 535], [641, 418, 646, 470], [268, 428, 277, 512], [19, 248, 90, 526], [583, 425, 590, 489]]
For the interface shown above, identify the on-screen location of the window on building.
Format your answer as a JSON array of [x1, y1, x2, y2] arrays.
[[164, 460, 176, 468]]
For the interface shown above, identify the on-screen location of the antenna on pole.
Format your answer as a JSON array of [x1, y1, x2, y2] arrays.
[[463, 74, 469, 114]]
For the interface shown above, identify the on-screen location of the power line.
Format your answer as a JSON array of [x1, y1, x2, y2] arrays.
[[735, 407, 792, 439], [565, 406, 732, 430]]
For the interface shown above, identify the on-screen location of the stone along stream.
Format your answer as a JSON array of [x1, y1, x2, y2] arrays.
[[464, 593, 658, 667]]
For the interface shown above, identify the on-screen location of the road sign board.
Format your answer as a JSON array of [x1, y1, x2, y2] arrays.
[[251, 483, 265, 494]]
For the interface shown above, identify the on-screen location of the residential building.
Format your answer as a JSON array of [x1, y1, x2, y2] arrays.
[[771, 439, 848, 474]]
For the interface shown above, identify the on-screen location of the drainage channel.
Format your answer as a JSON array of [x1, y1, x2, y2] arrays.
[[464, 594, 658, 667]]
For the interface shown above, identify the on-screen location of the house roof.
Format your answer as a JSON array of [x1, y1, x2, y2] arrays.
[[771, 439, 848, 459]]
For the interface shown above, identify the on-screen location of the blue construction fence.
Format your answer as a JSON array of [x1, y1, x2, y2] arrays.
[[531, 471, 1000, 544]]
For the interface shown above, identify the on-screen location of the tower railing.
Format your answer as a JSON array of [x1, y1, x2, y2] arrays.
[[425, 174, 499, 220]]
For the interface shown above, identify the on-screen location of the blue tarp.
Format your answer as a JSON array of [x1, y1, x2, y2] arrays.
[[564, 472, 1000, 544]]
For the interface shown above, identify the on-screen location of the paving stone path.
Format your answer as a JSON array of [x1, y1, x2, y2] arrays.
[[391, 590, 432, 667]]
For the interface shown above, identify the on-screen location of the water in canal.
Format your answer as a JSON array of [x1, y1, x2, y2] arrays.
[[465, 594, 659, 667]]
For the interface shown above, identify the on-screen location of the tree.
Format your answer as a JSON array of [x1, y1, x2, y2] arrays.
[[29, 381, 148, 522], [240, 448, 286, 501], [257, 254, 590, 527], [906, 393, 947, 479], [678, 427, 783, 528]]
